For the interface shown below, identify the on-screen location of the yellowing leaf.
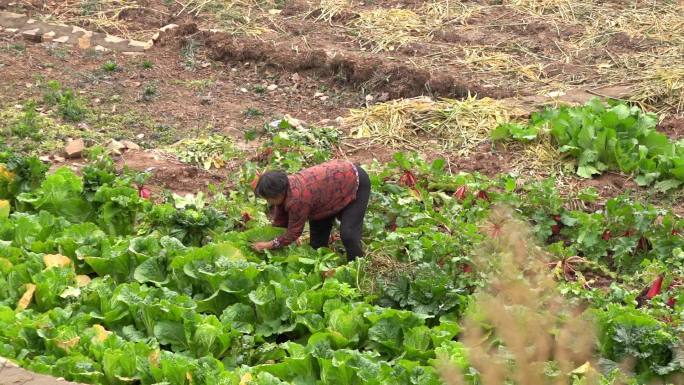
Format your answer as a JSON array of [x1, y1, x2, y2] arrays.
[[75, 275, 92, 287], [92, 324, 111, 343], [17, 283, 36, 310], [571, 361, 594, 375], [43, 254, 73, 269], [0, 200, 10, 219], [239, 373, 253, 385], [0, 164, 15, 182], [56, 336, 80, 352], [60, 287, 81, 298], [149, 350, 160, 367], [409, 188, 422, 201], [0, 257, 13, 270], [186, 372, 193, 384]]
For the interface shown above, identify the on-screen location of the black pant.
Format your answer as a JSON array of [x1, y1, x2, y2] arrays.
[[309, 165, 370, 261]]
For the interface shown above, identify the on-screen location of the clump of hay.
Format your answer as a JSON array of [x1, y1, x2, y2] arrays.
[[344, 96, 526, 155]]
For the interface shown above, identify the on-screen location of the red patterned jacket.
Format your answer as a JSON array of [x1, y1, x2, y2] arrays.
[[269, 160, 360, 248]]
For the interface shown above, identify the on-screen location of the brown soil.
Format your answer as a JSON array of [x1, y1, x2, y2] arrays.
[[185, 27, 514, 100], [118, 150, 225, 195], [657, 115, 684, 140]]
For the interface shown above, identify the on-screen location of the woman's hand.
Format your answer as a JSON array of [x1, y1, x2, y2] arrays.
[[252, 241, 273, 252]]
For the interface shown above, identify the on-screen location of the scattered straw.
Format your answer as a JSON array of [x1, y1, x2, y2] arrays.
[[360, 250, 414, 294], [508, 133, 569, 176], [350, 8, 429, 52], [344, 96, 526, 155], [312, 0, 352, 23], [497, 0, 683, 115], [631, 65, 684, 114], [503, 0, 579, 20], [348, 2, 480, 52], [459, 47, 549, 83], [196, 0, 273, 36], [422, 0, 479, 26]]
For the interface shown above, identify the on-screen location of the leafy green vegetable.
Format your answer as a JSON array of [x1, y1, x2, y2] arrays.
[[492, 99, 684, 189]]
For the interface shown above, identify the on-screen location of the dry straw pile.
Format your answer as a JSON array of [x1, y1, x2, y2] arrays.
[[345, 96, 526, 155]]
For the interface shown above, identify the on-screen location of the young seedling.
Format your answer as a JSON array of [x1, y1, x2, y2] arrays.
[[142, 83, 157, 101], [141, 59, 154, 70], [244, 108, 264, 117], [253, 85, 266, 94], [102, 61, 119, 72]]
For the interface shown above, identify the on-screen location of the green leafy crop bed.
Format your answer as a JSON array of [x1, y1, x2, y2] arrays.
[[0, 105, 682, 385]]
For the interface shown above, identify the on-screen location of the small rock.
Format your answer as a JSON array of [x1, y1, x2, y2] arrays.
[[121, 140, 140, 151], [267, 84, 278, 91], [54, 155, 65, 163], [137, 133, 145, 139], [240, 87, 248, 93], [291, 73, 301, 82], [39, 155, 51, 162], [365, 94, 374, 102], [159, 24, 179, 33], [200, 95, 213, 105], [314, 92, 325, 98], [21, 28, 42, 43], [107, 139, 126, 155], [64, 138, 85, 158], [201, 62, 211, 68], [320, 96, 329, 101], [77, 31, 93, 49]]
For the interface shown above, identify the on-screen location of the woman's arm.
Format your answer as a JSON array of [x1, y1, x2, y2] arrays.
[[254, 199, 309, 251]]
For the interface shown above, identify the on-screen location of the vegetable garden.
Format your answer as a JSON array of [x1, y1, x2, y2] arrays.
[[1, 0, 683, 384], [1, 110, 683, 384]]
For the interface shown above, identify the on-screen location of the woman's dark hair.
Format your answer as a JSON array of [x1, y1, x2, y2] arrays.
[[255, 171, 289, 198]]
